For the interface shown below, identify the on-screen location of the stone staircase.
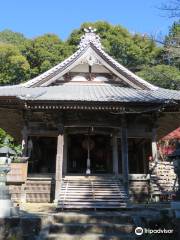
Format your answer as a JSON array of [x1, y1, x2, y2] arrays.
[[40, 211, 136, 240], [57, 176, 128, 210]]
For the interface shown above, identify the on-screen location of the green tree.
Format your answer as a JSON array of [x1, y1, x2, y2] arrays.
[[163, 20, 180, 68], [0, 128, 13, 147], [24, 34, 73, 77], [137, 64, 180, 89], [0, 128, 21, 154], [0, 29, 30, 51], [0, 43, 30, 85]]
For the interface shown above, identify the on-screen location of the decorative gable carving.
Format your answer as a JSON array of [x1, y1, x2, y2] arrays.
[[78, 27, 102, 49], [80, 54, 101, 66]]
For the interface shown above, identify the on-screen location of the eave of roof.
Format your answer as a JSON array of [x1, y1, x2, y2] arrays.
[[0, 84, 179, 105]]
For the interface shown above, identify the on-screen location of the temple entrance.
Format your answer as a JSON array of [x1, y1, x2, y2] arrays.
[[67, 134, 112, 174]]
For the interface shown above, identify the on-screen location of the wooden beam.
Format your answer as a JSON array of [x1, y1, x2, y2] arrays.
[[112, 131, 119, 175], [54, 132, 64, 202], [28, 130, 58, 137]]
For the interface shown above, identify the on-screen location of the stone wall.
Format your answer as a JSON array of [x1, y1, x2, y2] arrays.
[[149, 161, 177, 201], [8, 179, 55, 203]]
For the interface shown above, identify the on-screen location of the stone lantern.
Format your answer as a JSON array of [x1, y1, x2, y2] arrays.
[[0, 145, 15, 217], [168, 148, 180, 218]]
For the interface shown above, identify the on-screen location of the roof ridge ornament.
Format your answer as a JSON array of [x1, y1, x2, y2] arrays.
[[78, 26, 102, 49]]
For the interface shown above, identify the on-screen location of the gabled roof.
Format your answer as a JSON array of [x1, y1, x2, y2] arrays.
[[21, 28, 158, 90]]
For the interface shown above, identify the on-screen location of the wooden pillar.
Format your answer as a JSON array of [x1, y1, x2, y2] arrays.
[[21, 126, 28, 157], [112, 132, 119, 175], [63, 132, 67, 175], [55, 132, 64, 202], [121, 119, 129, 193], [152, 128, 158, 162]]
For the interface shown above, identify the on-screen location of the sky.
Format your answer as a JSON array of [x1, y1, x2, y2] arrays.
[[0, 0, 177, 40]]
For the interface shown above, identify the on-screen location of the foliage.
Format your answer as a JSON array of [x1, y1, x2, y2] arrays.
[[23, 34, 74, 77], [0, 29, 29, 49], [0, 128, 21, 155], [0, 128, 13, 146], [0, 43, 30, 85], [163, 20, 180, 68], [137, 64, 180, 89]]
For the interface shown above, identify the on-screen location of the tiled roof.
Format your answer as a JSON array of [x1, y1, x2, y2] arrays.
[[0, 85, 46, 99], [0, 83, 180, 104]]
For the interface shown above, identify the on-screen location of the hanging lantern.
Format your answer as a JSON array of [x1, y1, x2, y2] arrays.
[[82, 137, 95, 150]]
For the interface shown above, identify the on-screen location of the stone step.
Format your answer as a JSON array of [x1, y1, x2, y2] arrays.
[[63, 176, 119, 180], [58, 199, 126, 202], [61, 182, 123, 184], [57, 203, 127, 208], [46, 233, 135, 240], [59, 193, 124, 196], [57, 177, 128, 209], [53, 212, 133, 224], [49, 223, 134, 235], [59, 196, 126, 199], [58, 199, 126, 203], [60, 192, 124, 195], [61, 187, 123, 189]]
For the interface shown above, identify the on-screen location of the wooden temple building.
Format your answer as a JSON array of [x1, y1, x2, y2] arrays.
[[0, 27, 180, 208]]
